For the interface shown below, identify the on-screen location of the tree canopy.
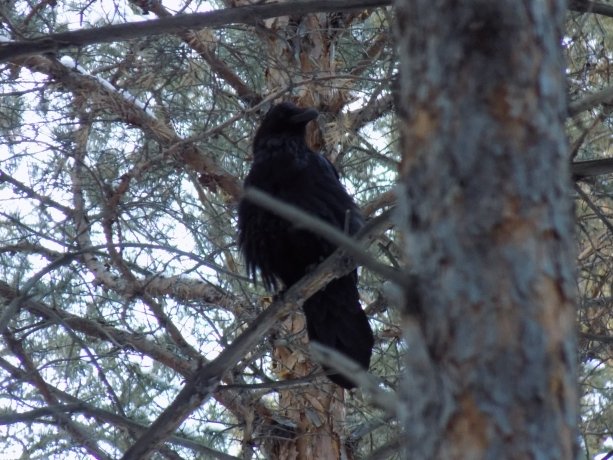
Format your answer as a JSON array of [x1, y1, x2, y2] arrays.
[[0, 0, 610, 458]]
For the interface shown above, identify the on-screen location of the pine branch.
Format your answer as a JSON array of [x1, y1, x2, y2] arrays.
[[569, 0, 613, 18], [120, 204, 394, 460], [568, 84, 613, 116], [572, 158, 613, 179], [0, 0, 392, 62]]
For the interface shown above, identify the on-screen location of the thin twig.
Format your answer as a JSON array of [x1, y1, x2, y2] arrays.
[[575, 183, 613, 235], [310, 342, 397, 413]]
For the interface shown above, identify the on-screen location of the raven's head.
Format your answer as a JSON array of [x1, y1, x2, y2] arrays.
[[253, 102, 318, 147]]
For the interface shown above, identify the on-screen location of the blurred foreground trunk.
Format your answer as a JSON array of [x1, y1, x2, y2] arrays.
[[393, 1, 578, 458]]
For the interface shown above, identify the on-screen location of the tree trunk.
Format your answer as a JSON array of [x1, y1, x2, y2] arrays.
[[394, 1, 578, 458], [248, 6, 358, 458]]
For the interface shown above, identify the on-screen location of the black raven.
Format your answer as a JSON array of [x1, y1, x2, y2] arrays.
[[237, 102, 374, 389]]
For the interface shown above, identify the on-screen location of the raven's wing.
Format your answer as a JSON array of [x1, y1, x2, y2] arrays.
[[304, 152, 364, 235], [238, 147, 363, 288]]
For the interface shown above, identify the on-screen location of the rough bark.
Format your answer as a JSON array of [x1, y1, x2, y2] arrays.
[[394, 1, 578, 458]]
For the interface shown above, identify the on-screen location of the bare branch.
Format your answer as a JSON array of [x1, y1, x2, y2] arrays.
[[569, 0, 613, 18], [572, 158, 613, 179], [568, 85, 613, 116], [119, 204, 394, 460], [0, 0, 392, 62], [243, 187, 404, 285]]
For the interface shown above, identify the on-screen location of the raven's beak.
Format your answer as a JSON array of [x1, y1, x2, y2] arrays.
[[289, 107, 319, 124]]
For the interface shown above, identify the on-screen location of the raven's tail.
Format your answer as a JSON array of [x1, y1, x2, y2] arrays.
[[302, 272, 374, 389]]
